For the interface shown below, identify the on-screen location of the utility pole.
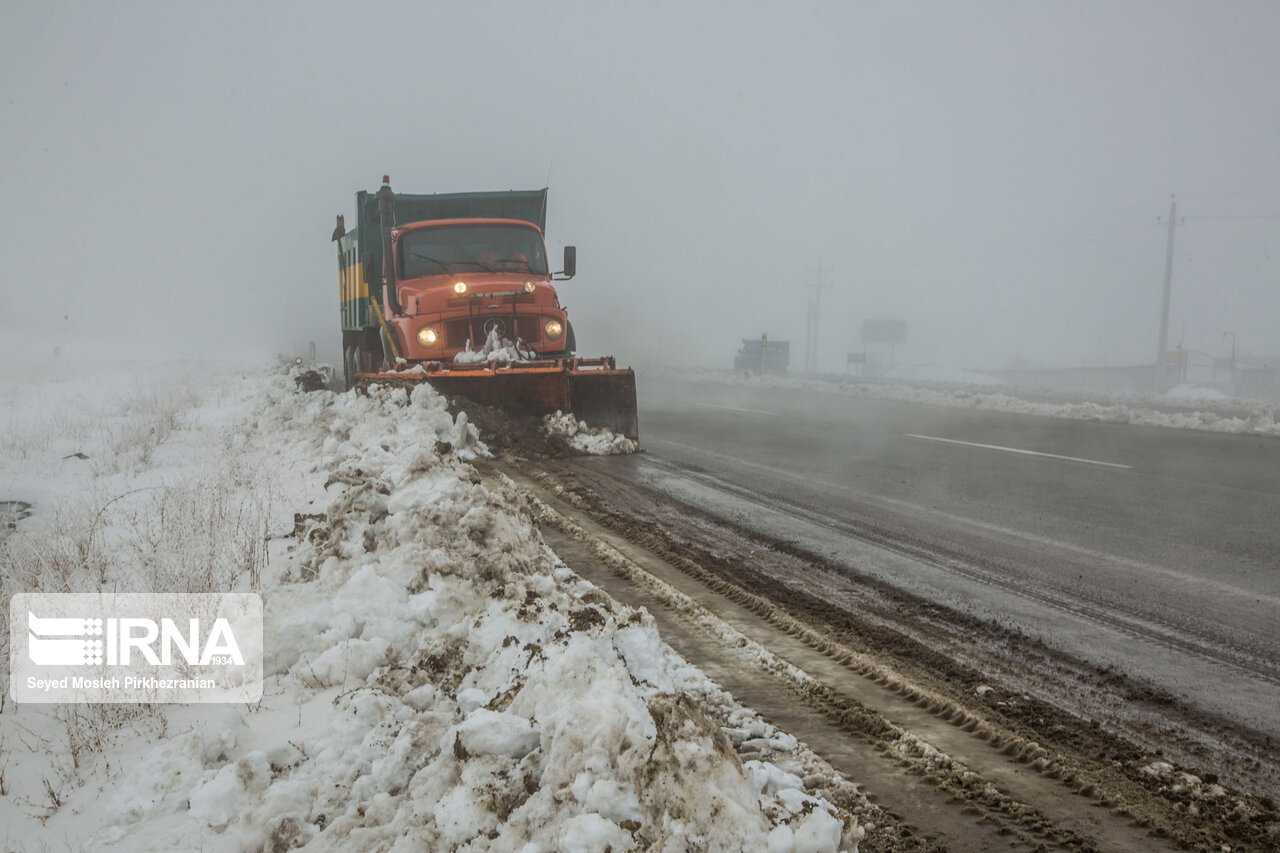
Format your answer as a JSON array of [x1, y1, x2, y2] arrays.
[[803, 264, 830, 374], [1156, 195, 1178, 368]]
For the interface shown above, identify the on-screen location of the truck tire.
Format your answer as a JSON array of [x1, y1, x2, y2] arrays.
[[357, 344, 376, 374], [343, 346, 357, 390]]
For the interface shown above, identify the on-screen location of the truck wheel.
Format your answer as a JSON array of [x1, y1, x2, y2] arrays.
[[357, 345, 376, 374], [343, 346, 357, 390]]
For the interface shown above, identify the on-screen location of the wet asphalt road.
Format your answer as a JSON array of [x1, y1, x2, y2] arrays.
[[595, 378, 1280, 735]]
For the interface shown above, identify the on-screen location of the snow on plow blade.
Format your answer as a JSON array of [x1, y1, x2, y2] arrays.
[[357, 357, 639, 441]]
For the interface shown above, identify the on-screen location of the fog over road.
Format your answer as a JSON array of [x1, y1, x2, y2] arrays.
[[594, 378, 1280, 737]]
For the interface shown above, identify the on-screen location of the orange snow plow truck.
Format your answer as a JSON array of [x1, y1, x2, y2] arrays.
[[334, 177, 638, 440]]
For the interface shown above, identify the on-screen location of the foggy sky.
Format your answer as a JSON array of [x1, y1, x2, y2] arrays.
[[2, 1, 1277, 371]]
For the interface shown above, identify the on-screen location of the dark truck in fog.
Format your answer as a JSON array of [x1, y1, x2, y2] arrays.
[[735, 336, 790, 375]]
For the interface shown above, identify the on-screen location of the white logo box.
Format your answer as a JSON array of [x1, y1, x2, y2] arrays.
[[10, 593, 262, 704]]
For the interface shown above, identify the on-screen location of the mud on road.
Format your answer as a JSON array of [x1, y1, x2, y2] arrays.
[[475, 441, 1279, 852]]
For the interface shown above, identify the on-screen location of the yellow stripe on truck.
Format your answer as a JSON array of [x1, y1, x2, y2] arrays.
[[338, 253, 371, 329], [338, 256, 369, 301]]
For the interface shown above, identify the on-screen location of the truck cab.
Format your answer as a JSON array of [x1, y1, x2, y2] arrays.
[[390, 218, 574, 361]]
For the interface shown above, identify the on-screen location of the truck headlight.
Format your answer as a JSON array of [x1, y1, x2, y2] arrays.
[[544, 320, 563, 340], [523, 280, 536, 293], [418, 327, 439, 346], [454, 281, 468, 294]]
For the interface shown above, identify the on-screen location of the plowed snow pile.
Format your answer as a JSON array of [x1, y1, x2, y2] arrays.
[[543, 411, 638, 455], [1, 365, 859, 852]]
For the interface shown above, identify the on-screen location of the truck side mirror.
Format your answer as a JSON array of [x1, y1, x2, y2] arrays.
[[362, 252, 376, 285], [561, 246, 576, 279]]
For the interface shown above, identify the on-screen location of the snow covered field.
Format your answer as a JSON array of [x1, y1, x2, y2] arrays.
[[653, 366, 1280, 438], [0, 360, 860, 852]]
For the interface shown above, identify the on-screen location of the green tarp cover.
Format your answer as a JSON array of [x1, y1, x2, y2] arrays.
[[358, 188, 548, 232]]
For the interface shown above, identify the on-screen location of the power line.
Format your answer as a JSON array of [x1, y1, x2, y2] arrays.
[[1156, 197, 1179, 368], [820, 196, 1279, 280], [803, 264, 832, 374], [1178, 189, 1280, 198], [1184, 214, 1280, 221]]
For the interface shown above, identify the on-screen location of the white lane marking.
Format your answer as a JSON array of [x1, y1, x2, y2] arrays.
[[695, 402, 781, 416], [906, 433, 1134, 470]]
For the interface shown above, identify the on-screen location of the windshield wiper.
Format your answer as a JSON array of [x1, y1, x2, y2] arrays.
[[409, 252, 452, 272]]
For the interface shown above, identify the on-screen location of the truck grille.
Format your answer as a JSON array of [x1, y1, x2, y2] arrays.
[[444, 317, 543, 348], [447, 293, 536, 309]]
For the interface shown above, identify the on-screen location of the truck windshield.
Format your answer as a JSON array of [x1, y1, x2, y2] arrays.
[[399, 224, 549, 278]]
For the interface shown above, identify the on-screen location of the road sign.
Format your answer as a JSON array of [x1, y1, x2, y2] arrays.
[[862, 320, 907, 344]]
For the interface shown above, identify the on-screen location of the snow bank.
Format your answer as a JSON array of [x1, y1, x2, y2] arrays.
[[1164, 383, 1230, 401], [3, 366, 858, 851], [864, 363, 1006, 387]]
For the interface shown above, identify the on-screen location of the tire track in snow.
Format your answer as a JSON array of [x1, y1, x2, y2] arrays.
[[501, 466, 1191, 853]]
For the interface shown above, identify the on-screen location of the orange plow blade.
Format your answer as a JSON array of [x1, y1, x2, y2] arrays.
[[357, 357, 639, 441]]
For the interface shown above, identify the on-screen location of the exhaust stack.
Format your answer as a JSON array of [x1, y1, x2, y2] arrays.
[[376, 175, 402, 315]]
